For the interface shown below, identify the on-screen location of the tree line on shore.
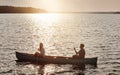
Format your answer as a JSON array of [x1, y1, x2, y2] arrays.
[[0, 6, 47, 13]]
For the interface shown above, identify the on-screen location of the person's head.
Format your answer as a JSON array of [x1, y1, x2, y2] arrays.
[[80, 44, 84, 49], [40, 43, 44, 49]]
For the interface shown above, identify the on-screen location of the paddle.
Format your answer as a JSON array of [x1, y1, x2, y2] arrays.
[[74, 48, 78, 54]]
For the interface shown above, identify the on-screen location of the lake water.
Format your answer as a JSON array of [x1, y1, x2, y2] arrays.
[[0, 13, 120, 75]]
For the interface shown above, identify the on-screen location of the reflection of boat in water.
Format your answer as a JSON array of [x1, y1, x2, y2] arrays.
[[16, 52, 97, 65]]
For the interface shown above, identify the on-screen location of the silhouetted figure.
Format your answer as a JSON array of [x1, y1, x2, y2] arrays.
[[35, 43, 45, 57], [73, 44, 85, 59]]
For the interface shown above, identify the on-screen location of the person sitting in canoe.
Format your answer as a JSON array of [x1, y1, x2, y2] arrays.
[[35, 42, 45, 57], [73, 44, 85, 59]]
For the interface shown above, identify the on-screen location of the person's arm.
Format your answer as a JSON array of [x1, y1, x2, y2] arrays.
[[74, 48, 78, 54]]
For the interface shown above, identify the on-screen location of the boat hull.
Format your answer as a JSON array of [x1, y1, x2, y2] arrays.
[[16, 52, 97, 65]]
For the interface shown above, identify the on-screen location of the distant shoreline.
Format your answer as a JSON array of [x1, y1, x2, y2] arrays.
[[1, 6, 120, 14], [48, 12, 120, 14], [0, 6, 47, 13]]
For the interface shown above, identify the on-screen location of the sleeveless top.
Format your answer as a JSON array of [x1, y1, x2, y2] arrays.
[[78, 49, 85, 58]]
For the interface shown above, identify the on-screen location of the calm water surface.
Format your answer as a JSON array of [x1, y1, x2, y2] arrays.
[[0, 13, 120, 75]]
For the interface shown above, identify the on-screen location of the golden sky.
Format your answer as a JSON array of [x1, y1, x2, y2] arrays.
[[0, 0, 120, 12]]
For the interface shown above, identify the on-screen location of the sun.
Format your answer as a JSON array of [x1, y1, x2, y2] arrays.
[[40, 0, 62, 12]]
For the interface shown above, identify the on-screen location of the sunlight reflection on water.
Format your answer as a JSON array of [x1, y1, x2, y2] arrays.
[[27, 14, 62, 53]]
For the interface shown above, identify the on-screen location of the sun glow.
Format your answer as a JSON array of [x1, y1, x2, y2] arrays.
[[40, 0, 62, 12]]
